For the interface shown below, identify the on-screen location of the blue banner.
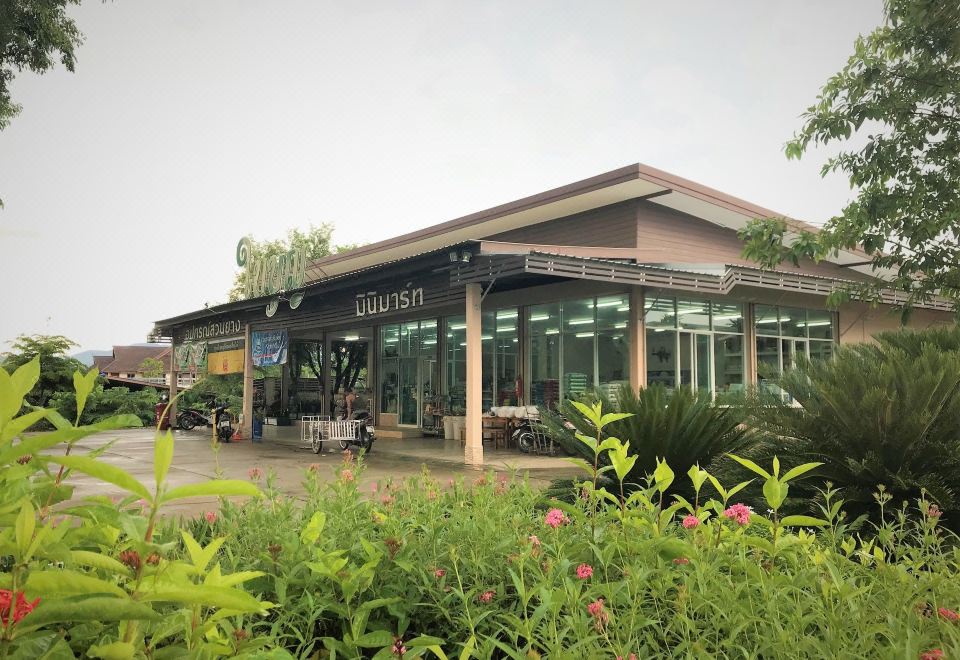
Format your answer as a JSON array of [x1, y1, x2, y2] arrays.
[[251, 330, 288, 367]]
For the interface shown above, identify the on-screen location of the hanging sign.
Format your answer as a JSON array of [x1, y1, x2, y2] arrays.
[[207, 338, 245, 375], [176, 342, 207, 372], [180, 319, 242, 342], [236, 238, 308, 317], [355, 283, 424, 317], [252, 330, 289, 367]]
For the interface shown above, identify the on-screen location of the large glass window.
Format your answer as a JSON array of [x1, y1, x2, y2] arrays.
[[379, 325, 400, 414], [596, 295, 630, 399], [379, 320, 438, 425], [529, 303, 561, 410], [753, 305, 836, 389], [562, 298, 595, 400], [444, 317, 466, 415], [493, 308, 519, 406], [644, 296, 745, 398]]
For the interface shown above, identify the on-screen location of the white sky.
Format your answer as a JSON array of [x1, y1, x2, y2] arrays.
[[0, 0, 882, 352]]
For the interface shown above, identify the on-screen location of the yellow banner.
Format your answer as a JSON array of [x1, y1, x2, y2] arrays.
[[207, 339, 245, 375]]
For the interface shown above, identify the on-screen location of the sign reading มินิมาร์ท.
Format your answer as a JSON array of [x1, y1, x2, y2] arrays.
[[236, 238, 308, 317], [207, 338, 245, 375], [355, 283, 424, 317], [251, 330, 288, 367]]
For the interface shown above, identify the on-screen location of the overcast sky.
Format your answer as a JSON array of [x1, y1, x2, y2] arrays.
[[0, 0, 883, 353]]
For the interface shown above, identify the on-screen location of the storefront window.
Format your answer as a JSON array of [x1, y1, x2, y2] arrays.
[[380, 320, 438, 425], [493, 308, 519, 406], [529, 302, 561, 410], [562, 298, 595, 400], [596, 295, 630, 399], [444, 316, 466, 414], [379, 325, 400, 414], [753, 306, 837, 390]]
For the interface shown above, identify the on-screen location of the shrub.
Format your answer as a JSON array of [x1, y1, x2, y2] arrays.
[[542, 384, 753, 498], [741, 340, 960, 523]]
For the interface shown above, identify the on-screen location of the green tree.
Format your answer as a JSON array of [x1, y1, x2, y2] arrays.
[[228, 224, 359, 301], [1, 334, 83, 408], [138, 357, 165, 379], [740, 0, 960, 313]]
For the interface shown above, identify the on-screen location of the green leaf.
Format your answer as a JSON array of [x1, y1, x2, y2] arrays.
[[17, 597, 160, 629], [570, 400, 601, 427], [0, 369, 21, 428], [154, 430, 174, 489], [354, 630, 395, 648], [88, 642, 135, 660], [10, 356, 40, 402], [727, 454, 771, 479], [780, 515, 829, 527], [706, 474, 728, 500], [162, 480, 261, 503], [688, 465, 709, 493], [781, 462, 824, 483], [727, 480, 753, 499], [598, 412, 632, 429], [15, 500, 35, 560], [0, 409, 51, 445], [300, 511, 326, 545], [141, 585, 269, 613], [43, 455, 151, 500], [181, 530, 225, 573], [653, 458, 675, 492], [762, 478, 788, 512], [69, 550, 133, 577], [26, 569, 127, 598]]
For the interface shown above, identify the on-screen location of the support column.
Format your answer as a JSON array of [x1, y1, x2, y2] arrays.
[[744, 303, 758, 386], [628, 287, 647, 393], [241, 323, 254, 440], [465, 283, 483, 466], [168, 337, 178, 425]]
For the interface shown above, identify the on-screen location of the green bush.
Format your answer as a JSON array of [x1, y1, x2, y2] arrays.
[[741, 340, 960, 523], [542, 384, 753, 498], [50, 384, 160, 426]]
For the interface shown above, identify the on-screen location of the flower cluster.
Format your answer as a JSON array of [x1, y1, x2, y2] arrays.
[[723, 503, 752, 526], [478, 590, 495, 603], [682, 515, 700, 529], [544, 508, 568, 529], [587, 598, 608, 630], [0, 590, 39, 626], [576, 563, 593, 580], [938, 607, 959, 622], [248, 466, 264, 481]]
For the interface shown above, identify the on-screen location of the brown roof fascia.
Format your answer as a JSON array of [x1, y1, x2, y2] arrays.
[[478, 240, 642, 261]]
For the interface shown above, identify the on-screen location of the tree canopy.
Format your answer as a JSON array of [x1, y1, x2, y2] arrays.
[[227, 223, 359, 301], [740, 0, 960, 313], [1, 334, 83, 407]]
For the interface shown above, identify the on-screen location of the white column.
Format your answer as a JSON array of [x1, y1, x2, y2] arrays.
[[629, 287, 646, 392], [464, 283, 483, 466], [241, 323, 254, 439]]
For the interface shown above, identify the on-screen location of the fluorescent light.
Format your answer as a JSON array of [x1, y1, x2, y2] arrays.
[[496, 310, 518, 319], [575, 332, 596, 338], [448, 323, 466, 330], [755, 319, 779, 324], [423, 339, 437, 345], [595, 299, 625, 308], [545, 329, 559, 335], [675, 308, 707, 316], [617, 306, 629, 312], [530, 314, 550, 322], [512, 338, 518, 343], [342, 335, 359, 341], [713, 314, 742, 321], [567, 318, 594, 325], [481, 335, 493, 341], [446, 333, 453, 338], [614, 322, 627, 329], [496, 326, 515, 333], [804, 321, 832, 327], [384, 338, 399, 343]]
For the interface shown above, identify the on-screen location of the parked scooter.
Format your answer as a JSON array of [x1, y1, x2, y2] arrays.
[[177, 407, 212, 431], [214, 404, 234, 443], [338, 409, 375, 453]]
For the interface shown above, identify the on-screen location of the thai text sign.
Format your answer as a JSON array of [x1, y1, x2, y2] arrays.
[[180, 319, 242, 342], [355, 284, 423, 317], [207, 338, 245, 375], [236, 237, 308, 299], [252, 330, 288, 367]]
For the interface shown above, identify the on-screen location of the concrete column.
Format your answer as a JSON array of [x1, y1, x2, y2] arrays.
[[744, 303, 758, 385], [628, 287, 647, 392], [464, 283, 483, 466], [241, 323, 254, 440], [168, 337, 178, 424]]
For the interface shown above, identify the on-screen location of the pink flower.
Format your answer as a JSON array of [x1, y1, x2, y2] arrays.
[[528, 534, 541, 547], [545, 508, 566, 529], [673, 557, 690, 565], [434, 568, 446, 579], [587, 598, 605, 618], [380, 494, 395, 506], [682, 515, 700, 529], [616, 655, 638, 660], [341, 468, 354, 482], [427, 490, 437, 501], [307, 463, 322, 473], [587, 598, 608, 630], [0, 590, 40, 626], [391, 636, 406, 657], [248, 467, 264, 481], [371, 482, 379, 493], [920, 651, 944, 660], [723, 503, 752, 526], [929, 504, 943, 519], [204, 511, 217, 524], [938, 607, 959, 622], [576, 563, 593, 580], [447, 478, 455, 488], [478, 590, 495, 603]]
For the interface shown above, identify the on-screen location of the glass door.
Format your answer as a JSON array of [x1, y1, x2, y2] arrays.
[[782, 338, 808, 370], [395, 319, 439, 427], [679, 331, 713, 394]]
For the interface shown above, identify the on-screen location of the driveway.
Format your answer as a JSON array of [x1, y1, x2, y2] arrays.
[[50, 428, 578, 518]]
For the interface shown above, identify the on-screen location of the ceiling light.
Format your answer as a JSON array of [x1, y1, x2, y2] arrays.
[[567, 318, 594, 325], [575, 332, 596, 338], [530, 314, 550, 322], [595, 299, 625, 308]]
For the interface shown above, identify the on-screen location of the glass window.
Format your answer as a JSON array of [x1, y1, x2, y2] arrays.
[[809, 340, 834, 361], [755, 305, 779, 336], [714, 333, 744, 398], [494, 308, 519, 406], [562, 298, 595, 400], [379, 324, 400, 414], [711, 302, 744, 333], [529, 303, 561, 410], [646, 327, 677, 388], [676, 298, 711, 331], [806, 309, 834, 339], [645, 296, 676, 328], [445, 316, 466, 414], [756, 336, 781, 385], [780, 307, 806, 338], [597, 295, 630, 399]]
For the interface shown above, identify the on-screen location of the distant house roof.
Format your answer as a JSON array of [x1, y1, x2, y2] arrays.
[[99, 345, 171, 374]]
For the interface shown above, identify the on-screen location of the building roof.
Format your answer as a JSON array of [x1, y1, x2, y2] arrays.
[[99, 345, 171, 374]]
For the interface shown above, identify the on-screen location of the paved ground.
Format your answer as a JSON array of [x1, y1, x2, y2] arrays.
[[52, 428, 578, 519]]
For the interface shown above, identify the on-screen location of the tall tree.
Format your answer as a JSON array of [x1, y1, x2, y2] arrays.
[[740, 0, 960, 313], [1, 334, 83, 407], [228, 224, 359, 301]]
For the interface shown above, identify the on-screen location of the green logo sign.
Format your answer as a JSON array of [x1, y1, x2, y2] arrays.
[[237, 238, 309, 316]]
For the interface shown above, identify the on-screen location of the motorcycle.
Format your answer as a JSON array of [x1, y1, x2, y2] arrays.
[[339, 409, 375, 453], [177, 407, 212, 431], [214, 404, 234, 443]]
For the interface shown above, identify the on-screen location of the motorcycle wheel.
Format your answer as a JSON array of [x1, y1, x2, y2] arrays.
[[360, 431, 373, 453], [311, 434, 323, 454], [338, 439, 350, 450], [217, 427, 232, 443], [179, 415, 196, 431], [515, 430, 534, 454]]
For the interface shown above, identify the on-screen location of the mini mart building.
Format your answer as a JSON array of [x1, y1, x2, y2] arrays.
[[153, 163, 955, 465]]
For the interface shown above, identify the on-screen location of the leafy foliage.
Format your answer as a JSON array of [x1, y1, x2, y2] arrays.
[[179, 374, 243, 413], [227, 225, 360, 302], [138, 357, 166, 380], [542, 384, 753, 497], [741, 340, 960, 522], [50, 385, 160, 426], [1, 334, 84, 408], [740, 0, 960, 311]]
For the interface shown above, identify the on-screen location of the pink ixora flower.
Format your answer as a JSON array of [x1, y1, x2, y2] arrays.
[[682, 515, 700, 529], [447, 478, 455, 488], [938, 607, 959, 622], [920, 650, 944, 660], [433, 568, 446, 579], [673, 557, 690, 566], [723, 503, 752, 526], [576, 563, 593, 580], [544, 508, 566, 529], [528, 534, 541, 547], [204, 511, 217, 524], [929, 504, 943, 519], [478, 590, 495, 603], [391, 636, 406, 657], [587, 598, 609, 629], [340, 468, 354, 482], [616, 655, 638, 660], [248, 467, 264, 481]]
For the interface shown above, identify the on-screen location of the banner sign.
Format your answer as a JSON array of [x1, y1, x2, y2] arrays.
[[207, 338, 245, 375], [176, 342, 208, 372], [252, 330, 288, 367], [355, 283, 424, 318], [180, 319, 242, 342]]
